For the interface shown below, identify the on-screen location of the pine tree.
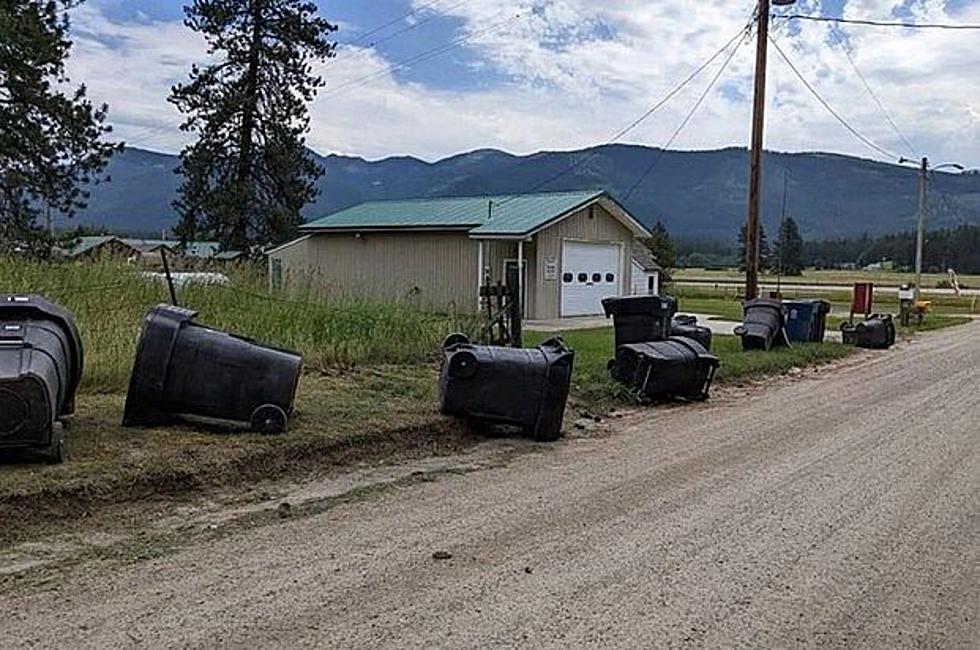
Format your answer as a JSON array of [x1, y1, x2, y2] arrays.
[[737, 223, 770, 271], [645, 220, 676, 272], [170, 0, 337, 252], [774, 217, 804, 276], [0, 0, 118, 255]]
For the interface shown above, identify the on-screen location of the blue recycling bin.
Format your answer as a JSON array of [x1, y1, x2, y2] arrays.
[[783, 300, 831, 343]]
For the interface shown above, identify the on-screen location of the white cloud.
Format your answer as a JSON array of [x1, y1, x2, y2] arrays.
[[65, 0, 980, 167]]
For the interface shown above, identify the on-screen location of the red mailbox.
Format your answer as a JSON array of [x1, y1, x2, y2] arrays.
[[851, 282, 874, 319]]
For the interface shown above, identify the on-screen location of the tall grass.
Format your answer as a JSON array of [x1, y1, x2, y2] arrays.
[[0, 258, 477, 393]]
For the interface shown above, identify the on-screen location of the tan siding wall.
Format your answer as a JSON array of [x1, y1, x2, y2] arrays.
[[532, 204, 634, 320], [271, 232, 479, 313]]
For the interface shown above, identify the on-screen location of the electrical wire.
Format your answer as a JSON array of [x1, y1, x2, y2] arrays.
[[491, 21, 754, 209], [321, 11, 525, 98], [623, 30, 746, 201], [345, 0, 449, 46], [768, 35, 900, 161], [775, 14, 980, 30], [828, 25, 916, 158]]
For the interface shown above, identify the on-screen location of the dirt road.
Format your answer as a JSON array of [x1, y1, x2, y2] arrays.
[[3, 323, 979, 648]]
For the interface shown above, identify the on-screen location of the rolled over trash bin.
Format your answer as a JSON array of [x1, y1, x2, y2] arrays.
[[670, 314, 712, 351], [438, 334, 574, 441], [783, 299, 832, 343], [602, 295, 677, 348], [735, 299, 790, 351], [0, 295, 83, 463], [123, 305, 302, 433], [608, 336, 719, 400], [841, 314, 895, 349]]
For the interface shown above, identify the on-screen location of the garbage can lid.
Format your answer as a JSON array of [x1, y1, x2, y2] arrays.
[[602, 295, 677, 317], [0, 295, 84, 404]]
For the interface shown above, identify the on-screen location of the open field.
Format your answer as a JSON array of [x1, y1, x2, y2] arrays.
[[673, 267, 980, 290]]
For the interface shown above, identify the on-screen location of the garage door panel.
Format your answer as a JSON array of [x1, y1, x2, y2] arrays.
[[561, 241, 621, 317]]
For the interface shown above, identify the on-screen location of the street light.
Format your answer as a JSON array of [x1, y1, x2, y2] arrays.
[[898, 157, 968, 299], [744, 0, 795, 300]]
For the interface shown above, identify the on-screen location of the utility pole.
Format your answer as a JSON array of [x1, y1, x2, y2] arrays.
[[913, 156, 928, 301], [744, 0, 773, 300]]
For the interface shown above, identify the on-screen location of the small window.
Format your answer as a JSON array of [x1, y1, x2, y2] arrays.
[[606, 273, 615, 283], [592, 273, 602, 283], [647, 276, 655, 291], [562, 272, 573, 283], [577, 273, 588, 283]]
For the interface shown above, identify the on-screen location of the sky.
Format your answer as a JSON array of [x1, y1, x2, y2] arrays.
[[65, 0, 980, 167]]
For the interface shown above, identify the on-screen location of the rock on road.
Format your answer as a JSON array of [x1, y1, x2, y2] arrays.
[[3, 324, 979, 648]]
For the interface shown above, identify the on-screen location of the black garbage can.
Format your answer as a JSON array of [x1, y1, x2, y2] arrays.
[[0, 295, 83, 463], [601, 295, 677, 348], [123, 305, 303, 433], [784, 299, 832, 343], [670, 314, 712, 351], [735, 299, 790, 351], [608, 336, 719, 400], [841, 314, 896, 349], [438, 334, 574, 441]]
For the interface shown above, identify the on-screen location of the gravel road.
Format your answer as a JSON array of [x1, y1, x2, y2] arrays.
[[3, 323, 979, 648]]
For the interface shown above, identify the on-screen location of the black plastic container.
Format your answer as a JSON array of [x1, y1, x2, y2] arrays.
[[601, 295, 678, 348], [438, 334, 574, 441], [608, 336, 719, 400], [670, 314, 713, 351], [123, 305, 302, 433], [0, 295, 83, 463], [841, 314, 896, 349], [784, 299, 832, 343], [734, 298, 790, 351]]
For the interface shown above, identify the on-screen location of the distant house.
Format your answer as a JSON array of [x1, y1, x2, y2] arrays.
[[630, 246, 663, 296], [266, 190, 652, 320], [63, 237, 242, 266]]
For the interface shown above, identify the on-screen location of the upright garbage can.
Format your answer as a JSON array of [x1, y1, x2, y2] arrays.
[[608, 336, 719, 400], [783, 299, 832, 343], [734, 299, 789, 351], [841, 314, 895, 349], [438, 334, 574, 442], [0, 295, 84, 463], [601, 295, 677, 348], [670, 314, 712, 351], [123, 305, 303, 433]]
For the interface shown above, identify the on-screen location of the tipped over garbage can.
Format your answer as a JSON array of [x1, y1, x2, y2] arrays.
[[0, 295, 83, 463], [734, 299, 790, 351], [438, 334, 574, 441], [602, 295, 677, 348], [608, 336, 719, 400], [670, 314, 713, 351], [123, 305, 302, 433], [841, 314, 895, 349], [784, 299, 832, 343]]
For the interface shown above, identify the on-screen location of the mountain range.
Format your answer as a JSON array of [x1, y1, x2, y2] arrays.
[[72, 145, 980, 241]]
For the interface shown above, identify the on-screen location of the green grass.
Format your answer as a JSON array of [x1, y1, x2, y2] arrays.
[[674, 267, 980, 291], [0, 259, 478, 392]]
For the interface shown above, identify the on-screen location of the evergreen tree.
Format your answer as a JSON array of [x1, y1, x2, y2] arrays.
[[170, 0, 337, 252], [645, 220, 676, 272], [737, 223, 770, 271], [0, 0, 118, 255], [774, 217, 804, 276]]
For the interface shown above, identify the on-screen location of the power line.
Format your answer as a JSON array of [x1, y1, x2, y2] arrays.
[[623, 30, 746, 201], [328, 0, 474, 68], [775, 14, 980, 30], [828, 25, 917, 158], [492, 21, 754, 208], [345, 0, 449, 46], [322, 11, 524, 98], [768, 35, 899, 161]]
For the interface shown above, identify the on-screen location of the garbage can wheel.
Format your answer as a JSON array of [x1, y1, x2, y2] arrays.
[[45, 423, 65, 465], [250, 404, 288, 435]]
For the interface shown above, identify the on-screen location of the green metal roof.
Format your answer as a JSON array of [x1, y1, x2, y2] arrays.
[[300, 190, 608, 237]]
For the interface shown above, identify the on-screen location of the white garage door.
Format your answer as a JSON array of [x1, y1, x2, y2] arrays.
[[561, 241, 622, 317]]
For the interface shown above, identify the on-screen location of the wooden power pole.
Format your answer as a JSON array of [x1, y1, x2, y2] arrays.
[[744, 0, 775, 300], [913, 156, 928, 301]]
